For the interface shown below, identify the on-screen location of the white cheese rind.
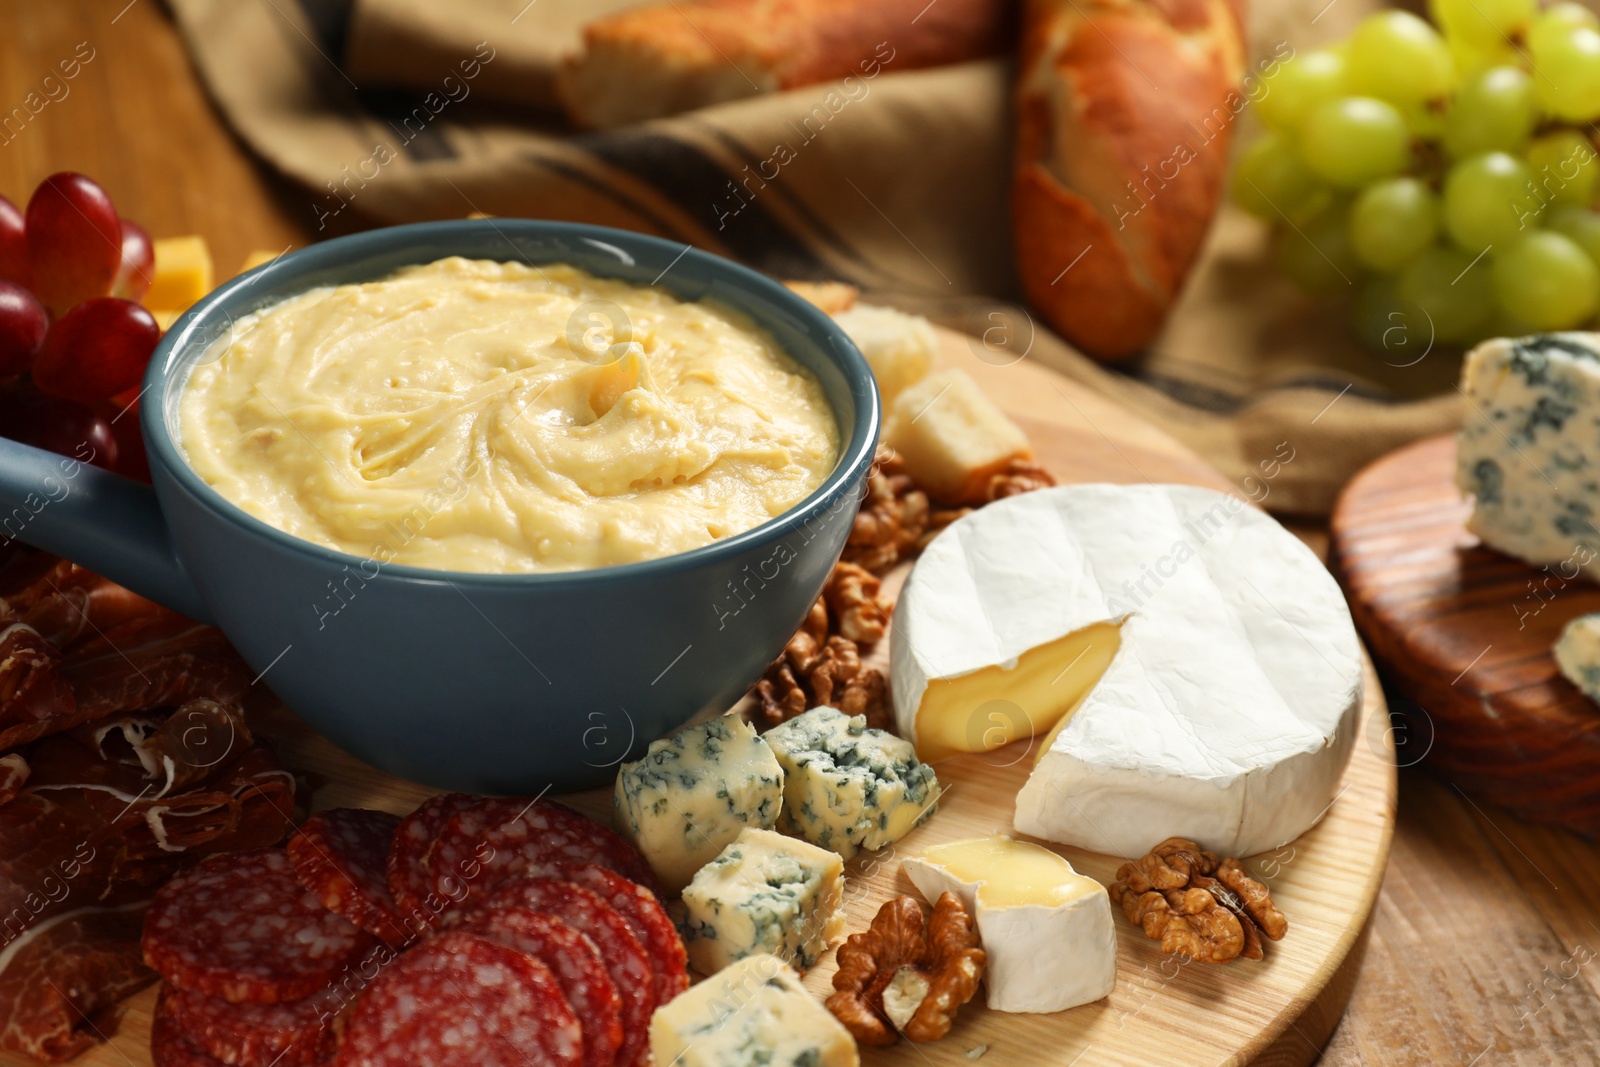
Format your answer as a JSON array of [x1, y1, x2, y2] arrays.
[[903, 848, 1116, 1014], [680, 827, 845, 974], [649, 952, 859, 1067], [614, 716, 784, 893], [893, 484, 1363, 858], [1556, 613, 1600, 704], [1457, 334, 1600, 576], [763, 706, 941, 860]]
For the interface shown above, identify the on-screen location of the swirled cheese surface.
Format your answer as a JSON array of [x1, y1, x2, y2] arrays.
[[178, 259, 838, 573]]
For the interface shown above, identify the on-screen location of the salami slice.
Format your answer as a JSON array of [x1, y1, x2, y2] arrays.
[[334, 931, 582, 1067], [289, 808, 410, 947], [427, 797, 659, 918], [467, 878, 655, 1067], [163, 985, 339, 1067], [153, 992, 230, 1067], [144, 850, 374, 1005], [386, 793, 477, 929], [458, 907, 623, 1067], [556, 864, 688, 1007]]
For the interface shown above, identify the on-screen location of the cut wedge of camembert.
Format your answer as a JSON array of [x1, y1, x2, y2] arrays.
[[903, 836, 1115, 1013], [891, 484, 1363, 857]]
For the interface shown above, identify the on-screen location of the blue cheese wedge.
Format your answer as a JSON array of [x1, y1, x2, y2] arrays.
[[762, 706, 941, 860], [649, 952, 859, 1067], [615, 716, 785, 894], [1556, 613, 1600, 704], [1458, 334, 1600, 576], [680, 827, 844, 974], [903, 836, 1115, 1014]]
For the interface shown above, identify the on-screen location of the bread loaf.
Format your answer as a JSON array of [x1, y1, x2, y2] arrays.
[[1013, 0, 1246, 362], [560, 0, 1014, 129]]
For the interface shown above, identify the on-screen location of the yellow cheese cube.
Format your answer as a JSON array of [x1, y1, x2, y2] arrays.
[[785, 279, 859, 315], [238, 248, 286, 274], [146, 236, 214, 312], [832, 304, 937, 405], [884, 369, 1031, 504]]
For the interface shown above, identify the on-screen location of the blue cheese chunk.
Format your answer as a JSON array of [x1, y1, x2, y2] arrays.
[[649, 953, 859, 1067], [615, 716, 785, 893], [680, 827, 844, 974], [1458, 335, 1600, 575], [1556, 613, 1600, 704], [763, 705, 941, 860]]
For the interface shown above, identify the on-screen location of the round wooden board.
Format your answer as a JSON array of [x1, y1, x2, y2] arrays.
[[27, 332, 1396, 1067], [1331, 432, 1600, 837]]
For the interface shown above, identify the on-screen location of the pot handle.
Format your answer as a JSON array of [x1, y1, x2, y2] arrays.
[[0, 437, 212, 623]]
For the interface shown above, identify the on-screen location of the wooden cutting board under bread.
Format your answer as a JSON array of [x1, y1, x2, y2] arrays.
[[1332, 433, 1600, 839], [12, 332, 1396, 1067]]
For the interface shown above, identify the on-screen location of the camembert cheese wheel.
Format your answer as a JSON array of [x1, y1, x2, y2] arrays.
[[891, 484, 1363, 857]]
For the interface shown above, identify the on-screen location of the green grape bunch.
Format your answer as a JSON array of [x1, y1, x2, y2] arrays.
[[1232, 0, 1600, 352]]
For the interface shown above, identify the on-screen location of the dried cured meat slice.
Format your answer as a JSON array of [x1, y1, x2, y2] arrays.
[[555, 864, 688, 1006], [9, 561, 165, 651], [426, 796, 659, 918], [385, 793, 477, 931], [0, 735, 295, 958], [162, 985, 338, 1067], [288, 809, 408, 947], [466, 878, 654, 1067], [458, 907, 623, 1067], [143, 850, 372, 1004], [0, 622, 77, 751], [0, 753, 27, 807], [61, 614, 251, 727], [333, 931, 581, 1067], [0, 906, 155, 1062]]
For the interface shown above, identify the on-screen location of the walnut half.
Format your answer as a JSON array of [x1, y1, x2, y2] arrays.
[[1109, 837, 1287, 964], [826, 893, 985, 1046], [750, 563, 892, 733]]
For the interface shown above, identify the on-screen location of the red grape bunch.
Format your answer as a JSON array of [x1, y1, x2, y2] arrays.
[[0, 171, 162, 480]]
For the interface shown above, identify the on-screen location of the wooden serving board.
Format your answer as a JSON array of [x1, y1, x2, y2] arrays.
[[23, 333, 1397, 1067], [1331, 433, 1600, 838]]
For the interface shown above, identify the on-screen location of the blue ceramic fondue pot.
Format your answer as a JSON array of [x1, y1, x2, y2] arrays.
[[0, 220, 880, 793]]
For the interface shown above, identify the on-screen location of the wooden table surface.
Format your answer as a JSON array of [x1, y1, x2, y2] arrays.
[[4, 2, 1598, 1064]]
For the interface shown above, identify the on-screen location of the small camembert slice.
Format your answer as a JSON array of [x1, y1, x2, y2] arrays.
[[903, 836, 1115, 1014], [650, 952, 860, 1067], [614, 715, 784, 894], [891, 483, 1363, 858], [680, 827, 845, 974]]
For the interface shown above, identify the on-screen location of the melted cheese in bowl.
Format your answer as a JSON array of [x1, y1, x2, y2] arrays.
[[177, 258, 839, 573]]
